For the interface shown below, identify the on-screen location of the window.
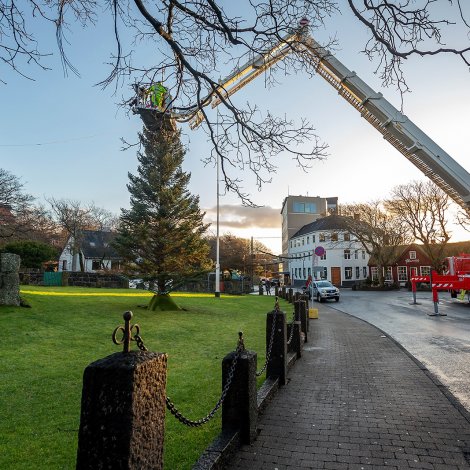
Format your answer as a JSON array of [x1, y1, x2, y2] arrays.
[[62, 260, 67, 271], [344, 249, 351, 260], [293, 202, 305, 212], [354, 250, 358, 260], [308, 267, 311, 276], [371, 267, 379, 281], [320, 251, 327, 260], [294, 268, 298, 278], [303, 268, 306, 278], [321, 267, 327, 279], [331, 233, 338, 241], [420, 266, 431, 276], [306, 236, 309, 244], [362, 250, 366, 260], [319, 233, 326, 242], [398, 266, 408, 281], [345, 267, 352, 279], [302, 238, 305, 246], [312, 235, 316, 243], [363, 267, 367, 278], [385, 267, 393, 281], [409, 251, 417, 260], [290, 241, 292, 248], [92, 260, 101, 271], [355, 267, 360, 278], [305, 202, 317, 213], [343, 233, 350, 241]]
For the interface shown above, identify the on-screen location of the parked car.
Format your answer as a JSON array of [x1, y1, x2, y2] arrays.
[[311, 280, 340, 302]]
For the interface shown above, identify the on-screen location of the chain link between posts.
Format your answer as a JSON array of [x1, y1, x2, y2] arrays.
[[286, 309, 296, 346], [256, 297, 280, 377], [165, 333, 245, 427]]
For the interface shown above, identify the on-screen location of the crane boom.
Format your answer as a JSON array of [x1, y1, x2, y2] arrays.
[[134, 25, 470, 213]]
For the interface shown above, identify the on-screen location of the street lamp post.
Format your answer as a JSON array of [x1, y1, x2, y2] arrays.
[[215, 147, 221, 298]]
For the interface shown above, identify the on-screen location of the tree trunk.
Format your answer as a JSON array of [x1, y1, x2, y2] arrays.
[[147, 293, 182, 311]]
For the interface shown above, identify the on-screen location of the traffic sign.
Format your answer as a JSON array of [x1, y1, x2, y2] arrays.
[[314, 246, 325, 257]]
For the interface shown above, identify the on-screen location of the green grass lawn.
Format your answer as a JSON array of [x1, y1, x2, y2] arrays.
[[0, 286, 290, 470]]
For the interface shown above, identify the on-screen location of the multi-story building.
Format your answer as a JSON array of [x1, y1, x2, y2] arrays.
[[288, 214, 370, 287], [281, 195, 338, 271]]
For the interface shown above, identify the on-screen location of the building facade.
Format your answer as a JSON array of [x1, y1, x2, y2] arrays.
[[281, 195, 338, 271], [59, 230, 122, 273], [288, 215, 370, 287], [368, 242, 470, 286]]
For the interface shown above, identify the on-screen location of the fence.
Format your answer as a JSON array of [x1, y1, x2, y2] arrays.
[[76, 294, 311, 470]]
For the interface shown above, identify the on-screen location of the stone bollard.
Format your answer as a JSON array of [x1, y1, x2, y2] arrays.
[[294, 291, 301, 302], [288, 288, 293, 303], [266, 309, 287, 385], [287, 315, 302, 359], [300, 295, 310, 332], [281, 286, 286, 299], [0, 253, 21, 306], [222, 347, 258, 444], [274, 286, 279, 297], [76, 313, 168, 470], [258, 283, 264, 295], [298, 300, 308, 343]]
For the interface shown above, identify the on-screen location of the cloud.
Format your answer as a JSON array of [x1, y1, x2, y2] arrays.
[[204, 204, 281, 229]]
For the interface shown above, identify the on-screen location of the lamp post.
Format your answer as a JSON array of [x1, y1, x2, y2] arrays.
[[215, 147, 221, 298]]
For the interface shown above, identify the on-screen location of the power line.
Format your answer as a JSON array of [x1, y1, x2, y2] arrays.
[[0, 133, 108, 147]]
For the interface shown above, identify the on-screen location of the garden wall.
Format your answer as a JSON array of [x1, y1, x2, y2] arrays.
[[19, 270, 129, 289]]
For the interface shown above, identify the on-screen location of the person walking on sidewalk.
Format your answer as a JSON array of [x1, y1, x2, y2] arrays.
[[265, 279, 272, 295]]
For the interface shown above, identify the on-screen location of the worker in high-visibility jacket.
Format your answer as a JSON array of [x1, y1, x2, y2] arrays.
[[149, 82, 168, 109]]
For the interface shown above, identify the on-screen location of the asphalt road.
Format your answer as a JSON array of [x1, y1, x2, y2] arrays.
[[320, 288, 470, 412]]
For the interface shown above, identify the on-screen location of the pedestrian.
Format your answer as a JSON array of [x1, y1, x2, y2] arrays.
[[265, 279, 272, 295]]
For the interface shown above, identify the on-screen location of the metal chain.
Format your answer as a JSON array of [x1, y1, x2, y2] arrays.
[[286, 310, 296, 345], [166, 337, 244, 427], [134, 334, 148, 351], [256, 299, 280, 377]]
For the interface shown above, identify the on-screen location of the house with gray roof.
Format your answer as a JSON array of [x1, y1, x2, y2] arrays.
[[58, 230, 122, 272], [288, 214, 371, 287]]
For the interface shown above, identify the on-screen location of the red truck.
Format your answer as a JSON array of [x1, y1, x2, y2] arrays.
[[411, 254, 470, 315]]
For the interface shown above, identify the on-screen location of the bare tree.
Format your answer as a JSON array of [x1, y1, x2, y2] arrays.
[[2, 2, 470, 202], [47, 198, 115, 271], [0, 168, 35, 242], [456, 209, 470, 233], [341, 201, 412, 286], [386, 180, 452, 272]]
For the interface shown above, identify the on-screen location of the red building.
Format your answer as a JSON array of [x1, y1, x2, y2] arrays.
[[369, 242, 470, 286]]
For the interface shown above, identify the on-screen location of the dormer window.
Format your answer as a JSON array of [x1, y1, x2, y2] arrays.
[[409, 251, 416, 259]]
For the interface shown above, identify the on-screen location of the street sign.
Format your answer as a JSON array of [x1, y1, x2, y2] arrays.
[[314, 246, 325, 257]]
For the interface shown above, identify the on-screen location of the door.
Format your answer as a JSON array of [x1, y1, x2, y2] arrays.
[[331, 267, 341, 286], [410, 267, 418, 279]]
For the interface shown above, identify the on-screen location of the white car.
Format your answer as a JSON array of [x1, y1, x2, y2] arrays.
[[311, 280, 340, 303]]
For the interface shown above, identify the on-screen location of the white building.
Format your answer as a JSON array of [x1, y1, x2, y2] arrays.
[[59, 230, 122, 272], [288, 215, 371, 287], [280, 194, 338, 272]]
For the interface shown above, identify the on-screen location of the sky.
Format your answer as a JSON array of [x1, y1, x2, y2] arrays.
[[2, 2, 470, 255]]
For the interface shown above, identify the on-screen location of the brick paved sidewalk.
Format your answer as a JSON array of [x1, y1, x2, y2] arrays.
[[226, 305, 470, 470]]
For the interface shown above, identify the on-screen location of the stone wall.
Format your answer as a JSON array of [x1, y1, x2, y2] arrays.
[[0, 253, 21, 306], [19, 270, 129, 289]]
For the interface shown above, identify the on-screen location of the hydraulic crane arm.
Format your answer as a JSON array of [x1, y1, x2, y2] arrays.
[[195, 26, 470, 213], [135, 23, 470, 213]]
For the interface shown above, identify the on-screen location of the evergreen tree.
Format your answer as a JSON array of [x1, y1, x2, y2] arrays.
[[115, 126, 211, 308]]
